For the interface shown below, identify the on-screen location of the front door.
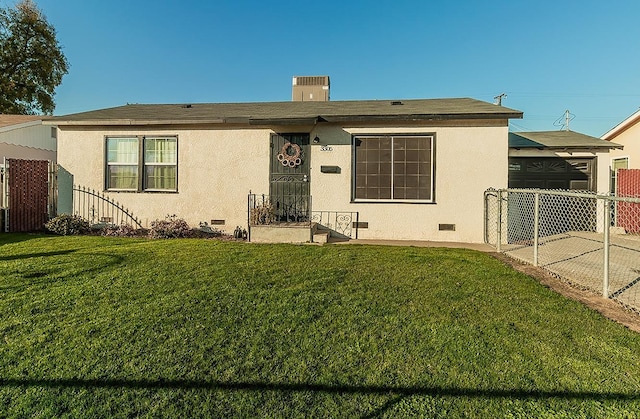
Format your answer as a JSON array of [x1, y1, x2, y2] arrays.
[[269, 133, 310, 222]]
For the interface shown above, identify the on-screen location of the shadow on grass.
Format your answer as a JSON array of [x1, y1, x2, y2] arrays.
[[0, 250, 77, 261], [0, 378, 638, 402], [0, 233, 41, 247], [0, 252, 126, 293]]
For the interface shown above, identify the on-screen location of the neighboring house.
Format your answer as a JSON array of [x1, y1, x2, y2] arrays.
[[1, 115, 57, 217], [602, 108, 640, 192], [0, 114, 57, 163], [50, 97, 522, 243], [508, 130, 621, 193]]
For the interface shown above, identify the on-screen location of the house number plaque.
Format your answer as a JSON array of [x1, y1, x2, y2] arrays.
[[320, 145, 333, 152]]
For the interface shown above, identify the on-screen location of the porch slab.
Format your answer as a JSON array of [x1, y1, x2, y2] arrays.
[[249, 223, 312, 243]]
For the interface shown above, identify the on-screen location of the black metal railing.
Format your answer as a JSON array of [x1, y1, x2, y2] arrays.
[[248, 193, 311, 225], [73, 185, 143, 228], [311, 211, 358, 239]]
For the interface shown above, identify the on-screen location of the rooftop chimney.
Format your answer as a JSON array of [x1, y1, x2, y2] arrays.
[[292, 76, 330, 102]]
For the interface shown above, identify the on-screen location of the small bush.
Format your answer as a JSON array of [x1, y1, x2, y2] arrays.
[[101, 223, 140, 237], [45, 214, 91, 236], [250, 202, 276, 225], [148, 216, 192, 239]]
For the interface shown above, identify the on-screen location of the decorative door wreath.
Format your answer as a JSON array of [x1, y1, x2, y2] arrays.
[[277, 142, 302, 167]]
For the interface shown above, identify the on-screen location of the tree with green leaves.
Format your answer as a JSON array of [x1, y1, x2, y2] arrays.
[[0, 0, 68, 115]]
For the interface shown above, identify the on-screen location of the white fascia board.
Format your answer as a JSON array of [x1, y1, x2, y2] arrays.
[[602, 109, 640, 141]]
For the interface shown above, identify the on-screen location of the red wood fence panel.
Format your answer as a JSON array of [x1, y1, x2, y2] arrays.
[[616, 168, 640, 234], [7, 159, 50, 232]]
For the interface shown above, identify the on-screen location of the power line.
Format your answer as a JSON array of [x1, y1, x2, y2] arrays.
[[509, 121, 535, 132], [553, 110, 575, 131]]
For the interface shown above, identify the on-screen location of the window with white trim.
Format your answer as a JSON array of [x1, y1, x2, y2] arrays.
[[611, 157, 629, 194], [106, 136, 177, 192], [353, 135, 434, 202]]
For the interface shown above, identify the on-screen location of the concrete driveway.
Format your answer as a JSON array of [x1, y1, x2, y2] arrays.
[[503, 232, 640, 311]]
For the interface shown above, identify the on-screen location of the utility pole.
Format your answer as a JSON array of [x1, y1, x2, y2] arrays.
[[494, 93, 507, 106], [564, 110, 571, 131]]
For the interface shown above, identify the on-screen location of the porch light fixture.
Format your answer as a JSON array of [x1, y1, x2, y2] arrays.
[[313, 136, 320, 144]]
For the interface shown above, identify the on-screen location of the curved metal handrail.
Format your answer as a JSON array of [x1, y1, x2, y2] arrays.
[[72, 185, 143, 229]]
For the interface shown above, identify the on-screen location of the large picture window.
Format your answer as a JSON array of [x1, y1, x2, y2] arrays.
[[106, 136, 177, 192], [353, 135, 434, 202]]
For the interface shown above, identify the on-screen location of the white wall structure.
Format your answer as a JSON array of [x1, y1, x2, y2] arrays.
[[0, 115, 56, 161]]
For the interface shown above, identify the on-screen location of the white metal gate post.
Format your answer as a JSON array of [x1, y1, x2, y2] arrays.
[[603, 194, 611, 298], [533, 192, 540, 267], [496, 189, 503, 252], [2, 157, 7, 232]]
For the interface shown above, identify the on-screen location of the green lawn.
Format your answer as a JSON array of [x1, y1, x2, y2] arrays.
[[1, 234, 639, 417]]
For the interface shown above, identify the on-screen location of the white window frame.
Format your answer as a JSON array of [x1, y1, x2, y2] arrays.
[[611, 156, 630, 195]]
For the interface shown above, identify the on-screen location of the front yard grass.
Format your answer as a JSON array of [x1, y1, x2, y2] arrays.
[[1, 234, 640, 417]]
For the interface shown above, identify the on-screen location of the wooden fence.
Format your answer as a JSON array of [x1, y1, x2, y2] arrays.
[[6, 158, 50, 232]]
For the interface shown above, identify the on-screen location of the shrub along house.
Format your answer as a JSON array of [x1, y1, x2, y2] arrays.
[[50, 79, 523, 243]]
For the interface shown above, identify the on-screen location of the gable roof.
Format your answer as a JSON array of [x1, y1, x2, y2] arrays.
[[602, 108, 640, 141], [49, 98, 522, 126], [509, 131, 622, 150]]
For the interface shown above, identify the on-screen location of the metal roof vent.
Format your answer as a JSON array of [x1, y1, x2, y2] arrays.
[[292, 76, 330, 102]]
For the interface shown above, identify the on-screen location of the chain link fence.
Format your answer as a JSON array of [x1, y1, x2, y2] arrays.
[[485, 188, 640, 312]]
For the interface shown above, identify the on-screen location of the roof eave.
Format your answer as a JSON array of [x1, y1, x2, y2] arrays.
[[49, 118, 246, 126], [49, 111, 523, 127], [322, 112, 522, 123], [602, 109, 640, 140], [510, 145, 623, 151], [248, 117, 321, 125]]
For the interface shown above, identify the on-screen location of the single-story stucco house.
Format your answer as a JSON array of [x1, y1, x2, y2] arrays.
[[50, 93, 524, 243]]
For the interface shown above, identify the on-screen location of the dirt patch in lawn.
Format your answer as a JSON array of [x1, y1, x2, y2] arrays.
[[490, 252, 640, 334]]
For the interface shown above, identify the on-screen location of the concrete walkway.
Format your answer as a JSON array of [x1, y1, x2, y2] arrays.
[[335, 239, 494, 252]]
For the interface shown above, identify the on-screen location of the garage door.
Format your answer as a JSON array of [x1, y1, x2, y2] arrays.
[[507, 157, 597, 242], [508, 157, 596, 191]]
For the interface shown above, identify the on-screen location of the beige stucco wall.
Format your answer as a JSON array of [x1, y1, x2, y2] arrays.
[[58, 126, 273, 232], [308, 123, 508, 243], [607, 122, 640, 169], [58, 121, 508, 242]]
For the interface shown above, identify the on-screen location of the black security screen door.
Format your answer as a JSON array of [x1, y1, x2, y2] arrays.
[[269, 133, 310, 222]]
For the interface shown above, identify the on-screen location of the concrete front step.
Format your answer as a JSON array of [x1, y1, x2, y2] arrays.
[[312, 231, 329, 244]]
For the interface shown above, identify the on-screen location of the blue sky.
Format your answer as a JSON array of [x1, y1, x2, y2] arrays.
[[6, 0, 640, 137]]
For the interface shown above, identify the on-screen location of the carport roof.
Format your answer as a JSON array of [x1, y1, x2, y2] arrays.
[[48, 98, 523, 126], [509, 131, 623, 150]]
